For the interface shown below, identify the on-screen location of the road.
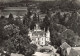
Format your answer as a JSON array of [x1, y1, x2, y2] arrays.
[[33, 52, 57, 56]]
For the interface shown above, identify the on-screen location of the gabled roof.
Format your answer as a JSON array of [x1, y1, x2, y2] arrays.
[[67, 47, 80, 56], [72, 47, 80, 55], [68, 48, 79, 56], [60, 42, 71, 49]]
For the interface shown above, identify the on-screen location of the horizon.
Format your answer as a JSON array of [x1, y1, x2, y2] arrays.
[[0, 0, 80, 7]]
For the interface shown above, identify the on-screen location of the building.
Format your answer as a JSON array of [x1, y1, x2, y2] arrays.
[[67, 47, 80, 56], [28, 24, 50, 46], [60, 42, 71, 56], [60, 42, 71, 49], [60, 42, 80, 56], [0, 7, 28, 18], [39, 14, 46, 22]]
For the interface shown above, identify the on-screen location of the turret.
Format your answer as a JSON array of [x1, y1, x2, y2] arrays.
[[36, 24, 39, 29], [46, 28, 50, 38], [28, 28, 32, 39], [34, 24, 41, 31]]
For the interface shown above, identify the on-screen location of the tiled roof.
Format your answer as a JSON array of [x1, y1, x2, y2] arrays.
[[32, 31, 45, 36]]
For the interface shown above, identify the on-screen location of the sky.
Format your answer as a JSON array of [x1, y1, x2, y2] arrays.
[[0, 0, 80, 4], [0, 0, 55, 2], [0, 0, 22, 3], [31, 0, 54, 1]]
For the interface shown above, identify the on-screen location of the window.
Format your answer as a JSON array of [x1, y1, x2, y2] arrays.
[[42, 42, 43, 44], [42, 38, 43, 40]]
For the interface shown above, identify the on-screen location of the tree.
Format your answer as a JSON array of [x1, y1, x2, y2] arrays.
[[19, 25, 28, 35], [27, 9, 32, 19], [9, 13, 13, 19], [40, 15, 50, 31], [33, 13, 38, 23], [30, 21, 35, 30], [39, 2, 53, 13], [23, 8, 32, 28], [66, 11, 80, 36], [1, 24, 31, 54], [8, 13, 14, 24], [50, 22, 77, 47], [1, 24, 37, 56], [25, 44, 37, 56], [0, 24, 20, 53], [61, 29, 77, 46], [23, 14, 31, 28], [0, 16, 9, 43], [49, 23, 62, 47], [0, 16, 5, 20], [3, 24, 20, 39], [2, 34, 31, 54], [13, 16, 23, 29]]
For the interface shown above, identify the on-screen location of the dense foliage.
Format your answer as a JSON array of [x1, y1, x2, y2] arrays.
[[0, 13, 37, 56], [1, 1, 80, 55]]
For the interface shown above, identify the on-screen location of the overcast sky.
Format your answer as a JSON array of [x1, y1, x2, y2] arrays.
[[0, 0, 22, 3], [0, 0, 56, 2], [0, 0, 80, 4]]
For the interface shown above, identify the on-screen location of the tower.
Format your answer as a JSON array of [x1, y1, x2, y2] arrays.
[[28, 28, 32, 40], [34, 24, 41, 31], [34, 24, 38, 30], [46, 28, 50, 43], [46, 28, 50, 38]]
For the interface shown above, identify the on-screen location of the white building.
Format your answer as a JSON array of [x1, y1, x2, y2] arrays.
[[28, 24, 50, 46]]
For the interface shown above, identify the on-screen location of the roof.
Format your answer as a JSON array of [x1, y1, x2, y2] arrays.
[[39, 14, 46, 19], [68, 48, 79, 56], [3, 7, 27, 10], [32, 31, 45, 36], [72, 47, 80, 55], [33, 52, 51, 56], [39, 46, 56, 51], [11, 53, 24, 56], [67, 47, 80, 56], [72, 47, 80, 50], [60, 42, 71, 49], [1, 7, 28, 16]]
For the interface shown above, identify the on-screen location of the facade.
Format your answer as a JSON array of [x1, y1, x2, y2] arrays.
[[28, 24, 50, 46], [1, 7, 28, 18], [39, 14, 46, 22]]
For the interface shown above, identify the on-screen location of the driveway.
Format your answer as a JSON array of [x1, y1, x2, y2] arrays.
[[33, 52, 55, 56]]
